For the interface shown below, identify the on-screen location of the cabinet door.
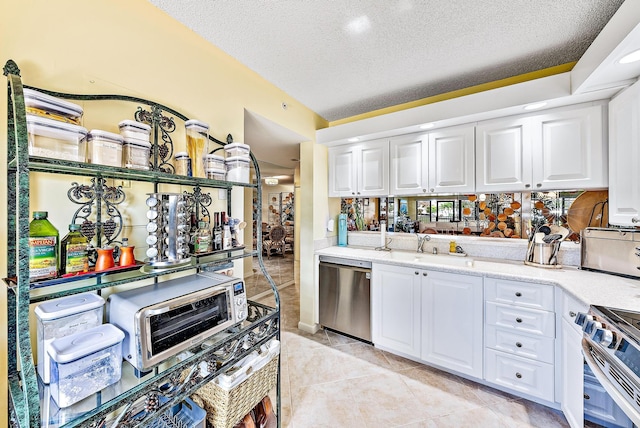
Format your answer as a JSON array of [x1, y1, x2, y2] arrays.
[[609, 81, 640, 226], [358, 140, 389, 196], [475, 117, 533, 192], [561, 318, 584, 428], [531, 105, 607, 190], [428, 125, 475, 193], [421, 271, 483, 378], [328, 145, 357, 197], [389, 133, 428, 195], [371, 264, 421, 358]]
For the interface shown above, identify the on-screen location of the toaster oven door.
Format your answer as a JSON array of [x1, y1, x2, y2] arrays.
[[139, 287, 233, 368]]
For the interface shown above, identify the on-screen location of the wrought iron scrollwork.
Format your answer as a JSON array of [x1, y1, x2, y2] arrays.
[[184, 185, 212, 224], [68, 178, 126, 260], [135, 105, 176, 173]]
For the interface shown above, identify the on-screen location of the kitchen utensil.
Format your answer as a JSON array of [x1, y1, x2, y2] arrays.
[[542, 233, 562, 243], [549, 224, 570, 241], [534, 232, 546, 244], [538, 225, 551, 235], [566, 190, 608, 233]]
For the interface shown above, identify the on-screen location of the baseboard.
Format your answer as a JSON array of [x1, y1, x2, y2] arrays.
[[297, 321, 320, 334]]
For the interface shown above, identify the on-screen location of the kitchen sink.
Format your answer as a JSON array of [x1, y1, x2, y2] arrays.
[[386, 251, 474, 267]]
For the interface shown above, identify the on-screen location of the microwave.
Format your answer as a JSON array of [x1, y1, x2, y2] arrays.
[[108, 272, 247, 374]]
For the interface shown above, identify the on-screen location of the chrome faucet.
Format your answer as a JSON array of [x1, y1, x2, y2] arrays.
[[417, 233, 431, 253]]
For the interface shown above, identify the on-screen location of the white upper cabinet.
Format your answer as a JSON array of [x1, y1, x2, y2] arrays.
[[476, 103, 607, 193], [476, 117, 532, 192], [328, 139, 389, 197], [390, 125, 475, 195], [531, 105, 607, 190], [609, 80, 640, 226]]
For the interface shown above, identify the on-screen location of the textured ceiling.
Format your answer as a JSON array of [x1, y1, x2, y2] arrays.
[[148, 0, 624, 122]]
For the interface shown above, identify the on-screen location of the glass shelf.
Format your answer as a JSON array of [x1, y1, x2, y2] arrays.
[[5, 248, 257, 304], [8, 156, 258, 189]]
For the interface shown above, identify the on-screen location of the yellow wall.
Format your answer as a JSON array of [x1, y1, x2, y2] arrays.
[[0, 0, 327, 424]]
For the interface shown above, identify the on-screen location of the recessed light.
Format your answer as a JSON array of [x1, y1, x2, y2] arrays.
[[346, 16, 371, 35], [348, 137, 360, 142], [420, 123, 435, 130], [524, 102, 547, 111], [619, 49, 640, 64]]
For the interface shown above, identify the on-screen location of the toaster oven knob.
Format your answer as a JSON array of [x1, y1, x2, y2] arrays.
[[236, 297, 244, 306], [575, 313, 592, 327]]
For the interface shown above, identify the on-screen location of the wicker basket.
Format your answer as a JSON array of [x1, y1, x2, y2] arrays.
[[191, 354, 279, 428]]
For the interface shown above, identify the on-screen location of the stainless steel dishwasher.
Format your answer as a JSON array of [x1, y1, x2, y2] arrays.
[[319, 255, 372, 342]]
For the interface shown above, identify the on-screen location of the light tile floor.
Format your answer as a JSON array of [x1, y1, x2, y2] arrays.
[[251, 256, 591, 428]]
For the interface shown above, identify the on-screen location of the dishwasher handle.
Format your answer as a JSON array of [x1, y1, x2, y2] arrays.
[[319, 261, 372, 274]]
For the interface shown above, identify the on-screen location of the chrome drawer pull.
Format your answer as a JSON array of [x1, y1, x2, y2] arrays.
[[515, 372, 522, 379], [516, 318, 523, 323], [515, 292, 522, 297], [516, 342, 523, 348]]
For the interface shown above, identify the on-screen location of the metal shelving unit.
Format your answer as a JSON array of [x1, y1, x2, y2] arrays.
[[4, 59, 281, 428]]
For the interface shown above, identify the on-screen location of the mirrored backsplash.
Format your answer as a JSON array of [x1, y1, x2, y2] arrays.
[[340, 190, 609, 240]]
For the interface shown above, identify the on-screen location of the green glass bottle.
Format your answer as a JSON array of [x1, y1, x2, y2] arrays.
[[60, 224, 89, 274], [29, 211, 60, 281]]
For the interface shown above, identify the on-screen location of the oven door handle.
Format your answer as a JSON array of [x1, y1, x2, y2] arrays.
[[581, 338, 640, 426]]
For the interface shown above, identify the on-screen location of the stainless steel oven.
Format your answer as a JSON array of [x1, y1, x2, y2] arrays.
[[576, 306, 640, 426]]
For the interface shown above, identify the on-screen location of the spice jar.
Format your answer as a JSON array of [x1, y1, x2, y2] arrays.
[[185, 120, 209, 178]]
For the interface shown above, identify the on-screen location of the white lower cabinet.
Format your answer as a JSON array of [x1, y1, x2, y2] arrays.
[[484, 278, 556, 402], [421, 270, 483, 378], [371, 263, 421, 358]]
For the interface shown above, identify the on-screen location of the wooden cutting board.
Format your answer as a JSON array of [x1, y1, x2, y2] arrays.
[[566, 190, 608, 233]]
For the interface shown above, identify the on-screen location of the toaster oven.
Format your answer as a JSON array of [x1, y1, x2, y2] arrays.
[[581, 227, 640, 279], [107, 272, 247, 374]]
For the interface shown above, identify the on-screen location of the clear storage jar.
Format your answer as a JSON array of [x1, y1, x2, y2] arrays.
[[26, 115, 87, 162], [204, 153, 225, 170], [185, 119, 209, 178], [118, 120, 151, 141], [35, 292, 104, 384], [84, 130, 124, 167], [24, 88, 83, 125], [49, 323, 124, 408], [225, 156, 250, 183], [174, 151, 192, 176], [122, 137, 151, 170], [205, 167, 226, 180], [223, 142, 250, 158]]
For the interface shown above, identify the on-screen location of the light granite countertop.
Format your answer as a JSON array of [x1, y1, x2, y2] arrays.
[[316, 245, 640, 312]]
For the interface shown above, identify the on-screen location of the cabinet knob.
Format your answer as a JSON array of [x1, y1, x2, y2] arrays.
[[516, 317, 523, 323], [515, 342, 523, 348], [429, 188, 434, 192], [525, 184, 531, 188], [415, 271, 419, 275], [351, 192, 356, 195], [515, 292, 522, 297], [515, 372, 522, 379], [423, 272, 428, 276], [357, 192, 361, 195], [584, 394, 590, 400], [536, 183, 542, 188], [633, 217, 640, 224], [423, 189, 427, 193], [569, 311, 576, 318]]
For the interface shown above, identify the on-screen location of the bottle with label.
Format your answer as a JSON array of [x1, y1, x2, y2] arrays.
[[194, 221, 212, 253], [213, 212, 223, 251], [60, 224, 89, 275], [221, 212, 232, 250], [29, 211, 60, 281]]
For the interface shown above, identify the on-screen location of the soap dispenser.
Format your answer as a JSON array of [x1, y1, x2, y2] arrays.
[[338, 213, 347, 247]]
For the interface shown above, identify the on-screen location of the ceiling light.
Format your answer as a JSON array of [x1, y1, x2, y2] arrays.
[[524, 102, 547, 111], [264, 177, 278, 186], [348, 137, 360, 142], [346, 16, 371, 35], [619, 49, 640, 64], [420, 123, 435, 130]]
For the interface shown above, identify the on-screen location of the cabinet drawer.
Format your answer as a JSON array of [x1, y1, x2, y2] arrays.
[[486, 301, 555, 337], [561, 291, 588, 334], [485, 278, 554, 310], [485, 325, 554, 364], [485, 349, 555, 402]]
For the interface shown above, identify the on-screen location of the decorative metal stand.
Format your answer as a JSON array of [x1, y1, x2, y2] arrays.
[[184, 185, 213, 223], [135, 105, 176, 173]]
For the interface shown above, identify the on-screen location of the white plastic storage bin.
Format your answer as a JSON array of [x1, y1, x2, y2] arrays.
[[84, 130, 124, 167], [48, 323, 124, 408], [26, 115, 88, 162], [205, 167, 226, 180], [223, 142, 250, 159], [35, 292, 105, 384], [118, 120, 151, 142], [204, 154, 225, 170], [225, 156, 250, 183], [24, 88, 83, 124], [122, 137, 151, 170]]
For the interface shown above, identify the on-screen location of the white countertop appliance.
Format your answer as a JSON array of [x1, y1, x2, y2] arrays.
[[108, 272, 247, 375], [581, 228, 640, 279]]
